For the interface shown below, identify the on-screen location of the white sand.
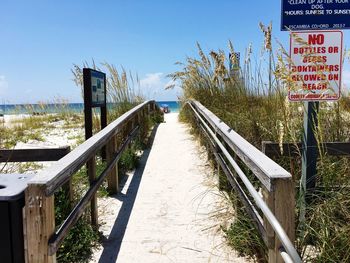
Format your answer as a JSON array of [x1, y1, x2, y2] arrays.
[[90, 113, 249, 263], [1, 115, 83, 173]]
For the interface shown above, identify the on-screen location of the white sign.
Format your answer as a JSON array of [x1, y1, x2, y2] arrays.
[[289, 30, 343, 101], [91, 71, 105, 106]]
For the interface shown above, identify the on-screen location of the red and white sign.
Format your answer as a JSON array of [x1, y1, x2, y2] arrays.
[[289, 30, 343, 101]]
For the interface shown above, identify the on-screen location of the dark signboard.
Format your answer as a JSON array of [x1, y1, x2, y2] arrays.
[[84, 69, 106, 107], [281, 0, 350, 31], [83, 68, 107, 140]]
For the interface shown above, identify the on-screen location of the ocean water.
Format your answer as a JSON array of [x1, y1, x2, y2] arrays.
[[0, 101, 180, 115], [156, 101, 180, 113], [0, 103, 84, 115]]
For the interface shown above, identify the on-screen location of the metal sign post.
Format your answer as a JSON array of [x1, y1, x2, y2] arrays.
[[289, 31, 343, 101], [289, 31, 343, 203], [289, 31, 342, 229], [301, 101, 319, 197], [282, 4, 345, 232], [299, 101, 319, 230]]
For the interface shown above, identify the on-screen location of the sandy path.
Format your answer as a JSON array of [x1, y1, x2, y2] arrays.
[[90, 113, 248, 263]]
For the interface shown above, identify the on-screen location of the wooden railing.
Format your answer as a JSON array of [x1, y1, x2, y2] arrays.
[[262, 141, 350, 157], [0, 147, 71, 163], [188, 101, 301, 263], [24, 100, 161, 263]]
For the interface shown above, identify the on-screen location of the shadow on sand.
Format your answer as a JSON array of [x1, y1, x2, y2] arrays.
[[97, 123, 160, 263]]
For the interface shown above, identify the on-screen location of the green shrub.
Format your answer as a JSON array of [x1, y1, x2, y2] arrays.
[[171, 28, 350, 261], [55, 189, 99, 263], [225, 207, 267, 262]]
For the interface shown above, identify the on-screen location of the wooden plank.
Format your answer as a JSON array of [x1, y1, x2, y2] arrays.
[[190, 101, 299, 261], [25, 185, 56, 263], [62, 178, 73, 206], [100, 105, 108, 161], [27, 101, 153, 196], [262, 141, 350, 157], [48, 126, 139, 255], [191, 101, 291, 192], [87, 156, 98, 227], [0, 147, 70, 163], [269, 179, 295, 263], [107, 134, 119, 194], [263, 188, 275, 251]]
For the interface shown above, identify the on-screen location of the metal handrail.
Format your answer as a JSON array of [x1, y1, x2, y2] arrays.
[[191, 100, 291, 191], [188, 101, 302, 263]]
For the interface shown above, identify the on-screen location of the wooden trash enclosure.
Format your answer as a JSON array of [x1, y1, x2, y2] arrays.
[[24, 100, 161, 263]]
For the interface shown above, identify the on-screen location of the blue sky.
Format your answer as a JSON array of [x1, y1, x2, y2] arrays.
[[0, 0, 349, 103]]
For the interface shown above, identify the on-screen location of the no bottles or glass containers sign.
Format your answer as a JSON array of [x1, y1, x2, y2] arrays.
[[281, 0, 350, 31]]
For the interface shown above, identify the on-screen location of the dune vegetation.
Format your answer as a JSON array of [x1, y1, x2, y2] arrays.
[[172, 23, 350, 262], [0, 62, 157, 262]]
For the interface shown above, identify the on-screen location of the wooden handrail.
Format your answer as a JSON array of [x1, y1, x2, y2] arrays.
[[197, 122, 267, 243], [24, 100, 162, 263], [29, 100, 152, 196], [48, 126, 139, 255], [188, 101, 298, 263], [0, 147, 71, 162], [262, 141, 350, 157], [191, 101, 291, 192]]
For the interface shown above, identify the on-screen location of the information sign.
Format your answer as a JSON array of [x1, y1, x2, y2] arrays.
[[281, 0, 350, 31], [289, 30, 343, 101], [89, 70, 106, 107]]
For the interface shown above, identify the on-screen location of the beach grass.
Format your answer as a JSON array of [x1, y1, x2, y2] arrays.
[[173, 23, 350, 262], [0, 61, 155, 262]]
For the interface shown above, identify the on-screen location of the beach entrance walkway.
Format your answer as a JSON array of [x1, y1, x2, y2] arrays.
[[90, 113, 247, 263]]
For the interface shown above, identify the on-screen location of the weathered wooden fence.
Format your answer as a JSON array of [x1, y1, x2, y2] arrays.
[[262, 141, 350, 158], [188, 101, 301, 263], [24, 100, 160, 263], [0, 147, 71, 163]]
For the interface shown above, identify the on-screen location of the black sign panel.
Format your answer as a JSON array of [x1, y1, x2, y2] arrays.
[[83, 68, 107, 140], [281, 0, 350, 31]]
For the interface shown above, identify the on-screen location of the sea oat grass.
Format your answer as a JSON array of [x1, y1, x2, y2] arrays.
[[173, 28, 350, 261]]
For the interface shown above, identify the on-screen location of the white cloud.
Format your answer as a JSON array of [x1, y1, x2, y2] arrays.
[[0, 75, 8, 96], [139, 73, 182, 101], [140, 72, 163, 88]]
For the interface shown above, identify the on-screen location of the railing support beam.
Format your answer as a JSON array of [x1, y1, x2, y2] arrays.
[[87, 156, 98, 227], [25, 185, 56, 263], [267, 179, 295, 263], [107, 135, 119, 194]]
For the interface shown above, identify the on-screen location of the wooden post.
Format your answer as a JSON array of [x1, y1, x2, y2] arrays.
[[87, 156, 98, 227], [131, 114, 136, 130], [136, 111, 141, 142], [107, 135, 119, 194], [25, 185, 56, 263], [148, 103, 151, 119], [62, 179, 73, 205], [263, 188, 276, 260], [266, 179, 295, 263], [100, 102, 107, 161]]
